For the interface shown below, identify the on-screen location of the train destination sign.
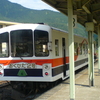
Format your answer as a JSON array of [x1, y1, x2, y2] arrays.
[[9, 62, 35, 69]]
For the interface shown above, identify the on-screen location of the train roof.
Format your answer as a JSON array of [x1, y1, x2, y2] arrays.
[[0, 23, 87, 39], [0, 23, 49, 31], [51, 26, 87, 39]]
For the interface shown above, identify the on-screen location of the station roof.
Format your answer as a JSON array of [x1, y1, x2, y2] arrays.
[[0, 20, 20, 26], [42, 0, 100, 34]]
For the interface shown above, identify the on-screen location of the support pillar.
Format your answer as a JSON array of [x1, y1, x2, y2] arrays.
[[88, 31, 94, 86], [85, 21, 94, 86], [68, 0, 75, 100], [98, 25, 100, 74]]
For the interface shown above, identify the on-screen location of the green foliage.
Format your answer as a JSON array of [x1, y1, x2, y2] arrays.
[[0, 0, 88, 37]]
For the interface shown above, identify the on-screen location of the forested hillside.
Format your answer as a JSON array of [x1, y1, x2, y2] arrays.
[[0, 0, 88, 37]]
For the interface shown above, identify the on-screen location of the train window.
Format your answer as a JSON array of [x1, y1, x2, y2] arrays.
[[79, 43, 82, 55], [86, 44, 88, 54], [10, 30, 33, 57], [83, 43, 88, 54], [55, 39, 59, 56], [34, 30, 49, 57], [83, 44, 85, 54], [0, 32, 9, 57], [74, 42, 78, 55]]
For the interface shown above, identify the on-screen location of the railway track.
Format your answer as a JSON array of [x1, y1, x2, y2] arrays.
[[0, 81, 12, 100], [0, 81, 10, 88]]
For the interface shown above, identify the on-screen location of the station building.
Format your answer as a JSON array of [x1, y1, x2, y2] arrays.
[[0, 20, 20, 28]]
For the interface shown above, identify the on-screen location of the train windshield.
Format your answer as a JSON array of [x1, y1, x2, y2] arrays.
[[11, 30, 33, 57], [34, 30, 49, 57], [0, 32, 9, 57]]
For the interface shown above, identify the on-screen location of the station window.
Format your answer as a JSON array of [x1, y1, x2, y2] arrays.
[[74, 42, 78, 55], [0, 25, 3, 28], [55, 39, 59, 56]]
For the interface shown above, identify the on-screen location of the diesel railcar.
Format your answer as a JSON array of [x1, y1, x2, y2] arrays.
[[0, 23, 89, 93]]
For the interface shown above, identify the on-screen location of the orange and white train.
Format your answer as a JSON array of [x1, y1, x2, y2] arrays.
[[0, 23, 89, 93]]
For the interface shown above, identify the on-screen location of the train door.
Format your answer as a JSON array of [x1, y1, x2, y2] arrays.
[[62, 38, 66, 77]]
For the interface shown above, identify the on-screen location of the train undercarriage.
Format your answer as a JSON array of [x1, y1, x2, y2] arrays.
[[10, 81, 60, 95]]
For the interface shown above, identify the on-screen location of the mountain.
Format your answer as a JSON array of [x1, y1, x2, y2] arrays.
[[0, 0, 88, 37]]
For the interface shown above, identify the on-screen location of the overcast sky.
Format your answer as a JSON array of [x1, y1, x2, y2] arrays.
[[8, 0, 58, 12]]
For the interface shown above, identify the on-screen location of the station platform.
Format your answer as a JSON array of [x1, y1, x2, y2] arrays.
[[35, 62, 100, 100]]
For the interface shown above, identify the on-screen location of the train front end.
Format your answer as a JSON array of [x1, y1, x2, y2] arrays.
[[0, 24, 53, 82]]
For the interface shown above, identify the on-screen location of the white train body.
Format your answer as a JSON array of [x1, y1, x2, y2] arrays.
[[0, 24, 88, 82]]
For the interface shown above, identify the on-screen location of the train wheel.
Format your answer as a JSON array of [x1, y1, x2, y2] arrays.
[[38, 82, 50, 92]]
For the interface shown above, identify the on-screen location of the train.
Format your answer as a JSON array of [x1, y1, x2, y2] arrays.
[[0, 23, 91, 94]]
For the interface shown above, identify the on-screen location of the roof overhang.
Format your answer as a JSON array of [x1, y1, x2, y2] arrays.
[[42, 0, 100, 34]]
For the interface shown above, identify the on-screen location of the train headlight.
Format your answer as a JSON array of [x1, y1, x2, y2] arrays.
[[43, 64, 50, 70], [43, 64, 51, 77]]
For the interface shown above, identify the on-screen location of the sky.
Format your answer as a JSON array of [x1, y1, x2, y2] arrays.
[[8, 0, 58, 12]]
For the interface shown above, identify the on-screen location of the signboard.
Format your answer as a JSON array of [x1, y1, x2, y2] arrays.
[[73, 15, 77, 28]]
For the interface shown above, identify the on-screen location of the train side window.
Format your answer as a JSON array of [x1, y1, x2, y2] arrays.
[[79, 43, 82, 55], [86, 44, 88, 54], [34, 30, 49, 57], [83, 43, 88, 54], [74, 42, 78, 55], [55, 39, 59, 56], [83, 44, 85, 54]]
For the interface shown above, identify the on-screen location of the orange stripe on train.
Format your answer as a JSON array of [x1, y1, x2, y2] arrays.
[[0, 56, 78, 67]]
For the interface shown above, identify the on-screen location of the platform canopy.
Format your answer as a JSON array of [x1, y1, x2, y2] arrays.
[[42, 0, 100, 34]]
